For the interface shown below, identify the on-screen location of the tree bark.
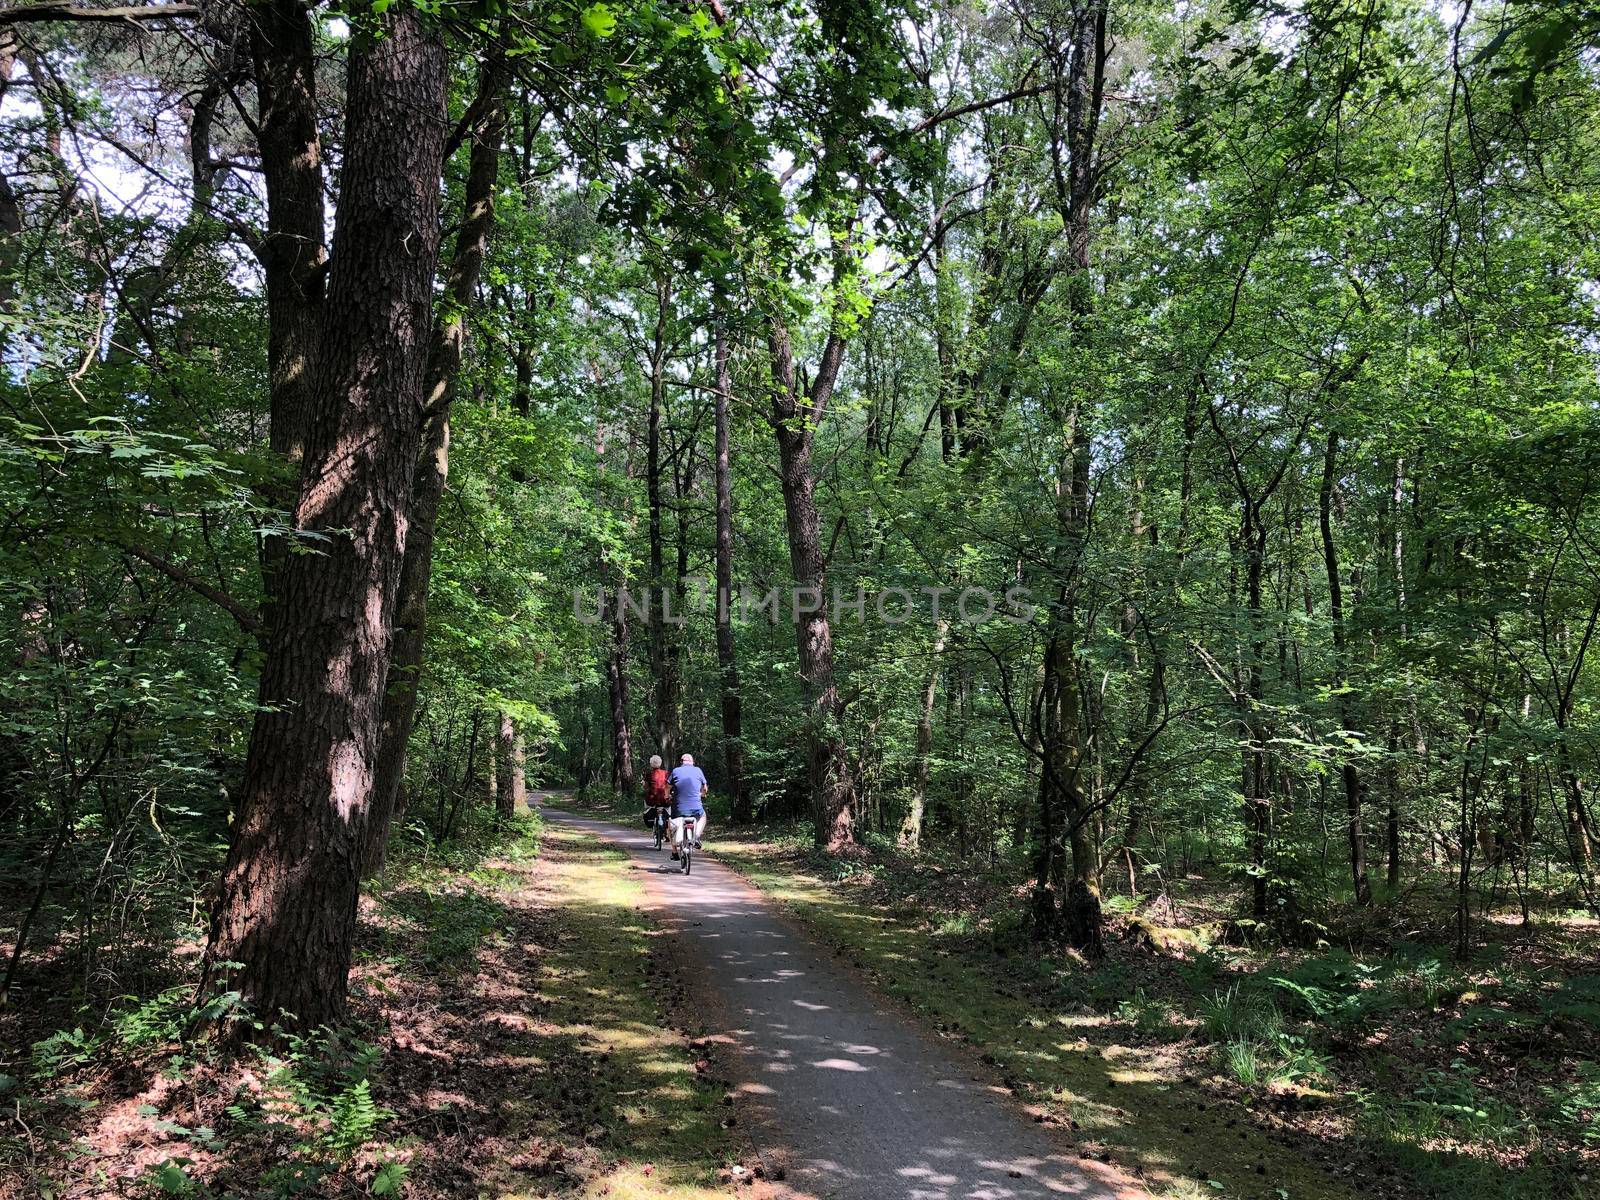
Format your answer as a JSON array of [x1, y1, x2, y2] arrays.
[[899, 619, 947, 849], [199, 7, 447, 1039], [364, 54, 507, 876], [249, 0, 328, 633], [496, 712, 524, 821], [766, 314, 856, 850], [713, 319, 751, 821]]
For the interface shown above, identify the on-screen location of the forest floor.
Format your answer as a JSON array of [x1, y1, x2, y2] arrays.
[[564, 793, 1600, 1200], [0, 816, 757, 1199]]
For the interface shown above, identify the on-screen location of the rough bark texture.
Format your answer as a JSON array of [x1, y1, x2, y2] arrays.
[[713, 321, 751, 822], [365, 56, 506, 876], [250, 0, 327, 632], [199, 8, 447, 1038], [766, 315, 856, 850], [496, 712, 524, 821]]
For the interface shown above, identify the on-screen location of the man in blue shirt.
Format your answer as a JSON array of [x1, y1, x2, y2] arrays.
[[667, 753, 708, 859]]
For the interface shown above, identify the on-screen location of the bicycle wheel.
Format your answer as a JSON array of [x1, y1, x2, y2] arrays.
[[681, 841, 691, 874]]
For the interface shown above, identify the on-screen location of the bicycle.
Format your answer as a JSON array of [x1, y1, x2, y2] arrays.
[[650, 807, 669, 852], [670, 814, 704, 875]]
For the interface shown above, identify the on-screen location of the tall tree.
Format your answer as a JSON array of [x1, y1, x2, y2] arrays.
[[712, 318, 751, 821], [1319, 430, 1372, 905], [365, 52, 508, 875], [199, 3, 449, 1037]]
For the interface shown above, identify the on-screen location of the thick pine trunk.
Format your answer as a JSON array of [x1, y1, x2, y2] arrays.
[[199, 8, 447, 1039], [766, 317, 856, 849], [365, 57, 506, 876], [713, 322, 751, 821]]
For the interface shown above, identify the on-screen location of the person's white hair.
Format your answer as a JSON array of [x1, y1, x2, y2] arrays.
[[681, 753, 694, 764], [648, 754, 662, 769]]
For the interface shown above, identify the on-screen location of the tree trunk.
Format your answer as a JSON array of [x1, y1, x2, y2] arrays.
[[608, 601, 635, 798], [899, 619, 947, 849], [644, 279, 684, 758], [713, 320, 751, 821], [251, 0, 328, 630], [576, 708, 593, 800], [364, 55, 506, 876], [0, 32, 21, 406], [496, 712, 524, 821], [1244, 502, 1271, 922], [199, 7, 447, 1040], [1319, 431, 1371, 905], [766, 315, 855, 849], [1033, 398, 1102, 955]]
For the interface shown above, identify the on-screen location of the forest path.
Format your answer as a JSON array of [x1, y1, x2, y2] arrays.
[[535, 793, 1144, 1200]]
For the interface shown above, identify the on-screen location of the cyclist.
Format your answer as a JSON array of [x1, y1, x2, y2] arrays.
[[642, 754, 670, 843], [667, 753, 708, 860]]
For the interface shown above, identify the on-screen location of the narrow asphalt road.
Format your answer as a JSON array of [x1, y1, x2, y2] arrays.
[[535, 796, 1144, 1200]]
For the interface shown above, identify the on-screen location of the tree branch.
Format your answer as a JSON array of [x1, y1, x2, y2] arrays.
[[0, 3, 198, 22], [122, 544, 262, 635]]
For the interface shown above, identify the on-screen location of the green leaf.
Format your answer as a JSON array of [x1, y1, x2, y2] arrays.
[[581, 2, 616, 38], [153, 1162, 191, 1193]]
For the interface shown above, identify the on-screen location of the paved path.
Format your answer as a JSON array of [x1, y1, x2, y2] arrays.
[[536, 797, 1142, 1200]]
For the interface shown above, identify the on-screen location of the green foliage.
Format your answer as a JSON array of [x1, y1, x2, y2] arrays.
[[1541, 1062, 1600, 1147], [377, 885, 507, 970], [5, 0, 1600, 1193], [1201, 984, 1284, 1044]]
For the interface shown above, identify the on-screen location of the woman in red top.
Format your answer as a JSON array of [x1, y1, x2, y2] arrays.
[[643, 754, 671, 847]]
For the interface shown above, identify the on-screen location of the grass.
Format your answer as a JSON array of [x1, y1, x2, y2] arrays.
[[485, 822, 750, 1198]]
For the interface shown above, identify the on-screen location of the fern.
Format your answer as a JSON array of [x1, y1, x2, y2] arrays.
[[326, 1078, 390, 1159]]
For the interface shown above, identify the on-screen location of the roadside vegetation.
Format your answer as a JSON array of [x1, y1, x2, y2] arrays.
[[1, 812, 751, 1198]]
